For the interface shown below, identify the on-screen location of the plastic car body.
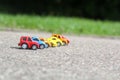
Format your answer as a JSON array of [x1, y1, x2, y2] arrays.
[[32, 37, 49, 49], [47, 37, 64, 47], [39, 38, 52, 47], [18, 36, 39, 50], [47, 38, 58, 47], [52, 34, 70, 45]]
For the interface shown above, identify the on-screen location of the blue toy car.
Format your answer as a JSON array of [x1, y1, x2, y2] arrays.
[[32, 37, 49, 49]]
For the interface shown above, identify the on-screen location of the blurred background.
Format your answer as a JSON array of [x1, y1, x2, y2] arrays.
[[0, 0, 120, 20], [0, 0, 120, 36]]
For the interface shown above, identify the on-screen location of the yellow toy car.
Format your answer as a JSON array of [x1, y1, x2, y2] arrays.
[[52, 34, 70, 45], [40, 37, 58, 47], [47, 37, 63, 47]]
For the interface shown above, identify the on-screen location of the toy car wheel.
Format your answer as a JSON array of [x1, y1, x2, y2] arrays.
[[57, 42, 61, 47], [32, 45, 37, 50], [21, 43, 28, 49], [62, 41, 66, 46], [40, 44, 45, 49]]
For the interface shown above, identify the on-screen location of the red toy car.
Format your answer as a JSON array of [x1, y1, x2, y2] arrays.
[[18, 36, 39, 50]]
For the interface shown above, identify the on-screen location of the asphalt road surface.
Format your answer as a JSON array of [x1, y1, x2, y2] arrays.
[[0, 31, 120, 80]]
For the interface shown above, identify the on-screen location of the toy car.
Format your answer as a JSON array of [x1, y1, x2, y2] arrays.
[[39, 37, 52, 47], [18, 36, 39, 50], [47, 37, 63, 47], [40, 37, 58, 47], [52, 34, 70, 45], [32, 37, 49, 49]]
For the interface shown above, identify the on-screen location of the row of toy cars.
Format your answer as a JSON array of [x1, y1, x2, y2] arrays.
[[18, 34, 70, 50]]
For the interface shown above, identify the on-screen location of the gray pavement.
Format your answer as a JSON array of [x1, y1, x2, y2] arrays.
[[0, 31, 120, 80]]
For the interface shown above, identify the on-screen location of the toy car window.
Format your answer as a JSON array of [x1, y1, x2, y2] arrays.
[[62, 36, 64, 38], [52, 38, 56, 40], [28, 38, 32, 41], [23, 37, 26, 41], [41, 39, 44, 41], [58, 36, 60, 38], [34, 39, 39, 41]]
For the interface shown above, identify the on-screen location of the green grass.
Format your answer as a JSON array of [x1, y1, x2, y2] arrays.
[[0, 13, 120, 36]]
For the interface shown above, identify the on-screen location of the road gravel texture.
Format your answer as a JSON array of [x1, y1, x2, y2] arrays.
[[0, 31, 120, 80]]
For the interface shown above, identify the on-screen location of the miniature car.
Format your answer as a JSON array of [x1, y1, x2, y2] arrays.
[[47, 37, 63, 47], [39, 37, 52, 47], [40, 37, 58, 47], [18, 36, 39, 50], [32, 37, 49, 49], [52, 34, 70, 45], [47, 39, 58, 47]]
